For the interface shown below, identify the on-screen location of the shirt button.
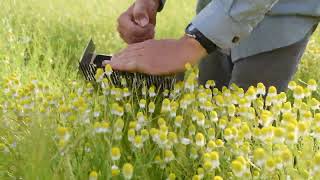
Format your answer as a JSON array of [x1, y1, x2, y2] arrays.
[[232, 36, 240, 43]]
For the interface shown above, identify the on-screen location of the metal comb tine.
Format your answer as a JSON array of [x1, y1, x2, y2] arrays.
[[83, 65, 92, 81], [151, 75, 156, 86], [83, 64, 92, 81], [79, 63, 89, 81], [81, 64, 90, 81], [90, 65, 97, 81], [89, 64, 96, 81], [85, 65, 92, 81], [147, 76, 151, 87]]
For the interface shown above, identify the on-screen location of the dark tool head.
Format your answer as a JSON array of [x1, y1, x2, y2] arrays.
[[79, 39, 176, 90]]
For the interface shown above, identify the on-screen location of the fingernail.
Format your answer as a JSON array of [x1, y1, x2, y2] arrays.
[[138, 17, 149, 27], [102, 60, 109, 66]]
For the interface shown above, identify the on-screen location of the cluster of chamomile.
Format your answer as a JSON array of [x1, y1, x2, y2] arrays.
[[1, 64, 320, 180]]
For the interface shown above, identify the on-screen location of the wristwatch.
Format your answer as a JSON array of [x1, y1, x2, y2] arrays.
[[185, 23, 217, 54], [158, 0, 165, 12]]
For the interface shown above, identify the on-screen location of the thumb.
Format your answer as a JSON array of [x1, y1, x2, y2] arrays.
[[133, 3, 149, 27]]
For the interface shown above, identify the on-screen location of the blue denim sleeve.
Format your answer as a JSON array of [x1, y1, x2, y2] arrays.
[[191, 0, 279, 49]]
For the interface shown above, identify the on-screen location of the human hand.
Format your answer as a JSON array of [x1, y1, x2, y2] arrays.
[[103, 35, 208, 75], [117, 0, 159, 44]]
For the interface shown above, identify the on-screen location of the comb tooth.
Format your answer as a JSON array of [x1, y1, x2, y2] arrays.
[[80, 63, 88, 81], [144, 74, 149, 87], [91, 65, 97, 81], [79, 63, 89, 81], [133, 74, 137, 88], [89, 64, 97, 81], [126, 72, 131, 85], [137, 73, 142, 88], [111, 73, 116, 85], [148, 75, 152, 86], [115, 72, 121, 86], [151, 75, 156, 86], [156, 76, 160, 86], [115, 72, 120, 86], [83, 64, 92, 81]]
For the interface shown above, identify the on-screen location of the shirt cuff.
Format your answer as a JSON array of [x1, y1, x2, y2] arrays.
[[191, 0, 253, 49], [158, 0, 166, 12]]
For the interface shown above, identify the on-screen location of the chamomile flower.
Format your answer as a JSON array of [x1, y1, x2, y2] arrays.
[[218, 117, 227, 130], [104, 64, 113, 76], [139, 99, 146, 109], [231, 160, 246, 177], [112, 165, 120, 177], [265, 157, 276, 172], [122, 88, 131, 97], [208, 128, 216, 140], [89, 171, 98, 180], [267, 86, 277, 97], [114, 118, 124, 132], [56, 127, 70, 141], [257, 83, 266, 95], [280, 148, 293, 166], [168, 132, 178, 145], [161, 98, 171, 113], [195, 133, 206, 147], [213, 176, 223, 180], [253, 148, 266, 167], [288, 81, 297, 90], [122, 163, 134, 179], [167, 173, 176, 180], [95, 68, 104, 82], [148, 102, 155, 113], [197, 167, 205, 178], [205, 80, 215, 89], [111, 147, 121, 161], [210, 111, 218, 122], [164, 150, 175, 162], [307, 79, 317, 91], [128, 129, 135, 142], [293, 85, 305, 99], [196, 112, 205, 127], [133, 135, 143, 149], [209, 151, 220, 168], [136, 112, 145, 125], [245, 86, 257, 101], [174, 115, 183, 128], [273, 127, 285, 143], [224, 128, 233, 141]]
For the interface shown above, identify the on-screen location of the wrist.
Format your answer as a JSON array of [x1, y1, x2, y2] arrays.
[[179, 35, 208, 64], [151, 0, 160, 10]]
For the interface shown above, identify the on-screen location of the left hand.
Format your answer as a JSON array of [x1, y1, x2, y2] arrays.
[[104, 35, 207, 75]]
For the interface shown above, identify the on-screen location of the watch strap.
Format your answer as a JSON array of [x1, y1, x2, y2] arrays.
[[158, 0, 165, 12], [185, 23, 217, 54]]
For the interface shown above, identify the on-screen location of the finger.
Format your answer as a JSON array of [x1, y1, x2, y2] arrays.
[[133, 3, 149, 27], [113, 43, 146, 58], [118, 22, 154, 44], [118, 12, 153, 36], [113, 49, 144, 60], [107, 58, 139, 72]]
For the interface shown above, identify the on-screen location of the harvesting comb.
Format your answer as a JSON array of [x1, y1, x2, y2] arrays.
[[79, 39, 176, 89]]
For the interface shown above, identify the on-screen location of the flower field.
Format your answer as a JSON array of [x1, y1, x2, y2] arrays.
[[2, 64, 320, 180], [1, 0, 320, 180]]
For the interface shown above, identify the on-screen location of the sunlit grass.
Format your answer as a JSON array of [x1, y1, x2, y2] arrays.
[[0, 0, 320, 179]]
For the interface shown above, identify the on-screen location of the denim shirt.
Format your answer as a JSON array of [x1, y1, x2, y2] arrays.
[[161, 0, 319, 62]]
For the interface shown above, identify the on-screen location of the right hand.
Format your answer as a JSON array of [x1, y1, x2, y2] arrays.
[[117, 0, 160, 44]]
